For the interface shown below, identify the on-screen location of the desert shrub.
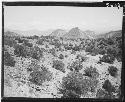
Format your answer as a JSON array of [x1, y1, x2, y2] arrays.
[[52, 60, 65, 73], [27, 60, 41, 72], [71, 50, 76, 54], [36, 39, 44, 45], [60, 72, 98, 98], [115, 85, 121, 98], [61, 90, 80, 98], [45, 44, 49, 48], [96, 88, 108, 98], [14, 44, 27, 57], [116, 38, 122, 49], [58, 54, 64, 59], [54, 42, 61, 49], [84, 66, 99, 79], [68, 60, 83, 72], [4, 37, 17, 47], [4, 51, 16, 67], [102, 80, 116, 93], [65, 55, 68, 58], [15, 37, 24, 43], [99, 54, 115, 64], [29, 67, 52, 85], [30, 46, 43, 60], [106, 47, 117, 56], [97, 48, 106, 55], [72, 45, 80, 51], [14, 44, 42, 60], [98, 39, 107, 46], [116, 50, 122, 62], [24, 40, 33, 47], [108, 66, 118, 77], [49, 48, 57, 57], [106, 38, 114, 45], [89, 48, 99, 56], [96, 88, 115, 99], [85, 46, 94, 53], [32, 35, 39, 39], [64, 44, 72, 50], [25, 35, 39, 39], [50, 39, 61, 48], [76, 54, 87, 62]]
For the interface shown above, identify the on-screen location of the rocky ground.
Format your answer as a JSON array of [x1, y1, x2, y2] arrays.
[[3, 36, 122, 98]]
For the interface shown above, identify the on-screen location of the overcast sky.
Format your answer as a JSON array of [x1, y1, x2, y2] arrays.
[[4, 6, 123, 33]]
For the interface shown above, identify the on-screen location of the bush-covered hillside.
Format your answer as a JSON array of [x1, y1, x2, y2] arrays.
[[3, 30, 122, 98]]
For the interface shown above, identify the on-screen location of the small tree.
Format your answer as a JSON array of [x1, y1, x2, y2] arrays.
[[76, 54, 87, 62], [108, 66, 118, 77], [4, 37, 17, 47], [60, 72, 99, 98], [72, 45, 80, 51], [14, 44, 27, 57], [30, 46, 43, 60], [99, 54, 115, 64], [52, 60, 65, 73], [24, 40, 33, 47], [15, 37, 24, 43], [49, 48, 57, 57], [58, 54, 64, 59], [84, 66, 99, 79], [36, 39, 44, 45], [29, 66, 52, 85], [4, 51, 16, 67], [96, 88, 115, 99], [102, 80, 115, 93], [68, 60, 83, 72], [27, 60, 40, 72]]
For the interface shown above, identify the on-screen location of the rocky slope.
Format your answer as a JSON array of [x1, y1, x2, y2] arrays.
[[63, 27, 90, 39], [3, 29, 122, 98], [50, 29, 67, 38]]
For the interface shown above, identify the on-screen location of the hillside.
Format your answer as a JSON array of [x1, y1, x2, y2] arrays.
[[96, 30, 122, 39], [3, 29, 122, 98], [49, 29, 67, 38], [4, 29, 53, 37], [63, 27, 91, 39], [4, 31, 20, 37]]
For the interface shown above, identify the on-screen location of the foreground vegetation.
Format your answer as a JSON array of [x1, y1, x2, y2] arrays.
[[3, 31, 122, 98]]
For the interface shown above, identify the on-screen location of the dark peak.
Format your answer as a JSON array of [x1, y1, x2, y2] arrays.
[[69, 27, 81, 33], [72, 27, 79, 30]]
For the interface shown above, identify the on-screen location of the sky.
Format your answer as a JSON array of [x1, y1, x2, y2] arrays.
[[4, 6, 123, 33]]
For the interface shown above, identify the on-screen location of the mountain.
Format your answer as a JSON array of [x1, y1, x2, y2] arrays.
[[104, 30, 122, 38], [49, 29, 67, 38], [4, 31, 20, 37], [96, 30, 122, 39], [63, 27, 94, 39], [4, 29, 53, 36], [13, 29, 53, 36]]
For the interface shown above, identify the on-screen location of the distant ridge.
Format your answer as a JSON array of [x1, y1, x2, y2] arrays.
[[96, 30, 122, 39], [49, 29, 67, 38], [4, 29, 53, 36], [63, 27, 95, 39], [4, 31, 20, 37], [4, 28, 121, 39]]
